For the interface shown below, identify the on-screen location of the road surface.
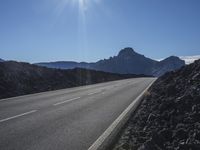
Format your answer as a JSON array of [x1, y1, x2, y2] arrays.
[[0, 78, 155, 150]]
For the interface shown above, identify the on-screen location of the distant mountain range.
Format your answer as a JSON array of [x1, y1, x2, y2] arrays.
[[36, 48, 185, 76], [0, 58, 4, 62]]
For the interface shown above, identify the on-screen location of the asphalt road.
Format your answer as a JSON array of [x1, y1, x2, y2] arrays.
[[0, 78, 155, 150]]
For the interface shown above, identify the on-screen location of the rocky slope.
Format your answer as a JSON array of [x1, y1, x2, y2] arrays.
[[113, 59, 200, 150], [0, 61, 147, 99], [36, 48, 185, 77]]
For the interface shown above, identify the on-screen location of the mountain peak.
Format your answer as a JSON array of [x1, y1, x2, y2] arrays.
[[161, 56, 184, 63], [118, 47, 137, 57], [166, 55, 180, 60], [0, 58, 4, 62]]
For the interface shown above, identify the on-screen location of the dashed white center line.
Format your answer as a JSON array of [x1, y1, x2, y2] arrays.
[[53, 97, 81, 106], [87, 92, 100, 96], [0, 110, 37, 123], [0, 99, 7, 102]]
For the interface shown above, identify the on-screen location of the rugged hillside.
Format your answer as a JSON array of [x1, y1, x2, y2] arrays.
[[113, 59, 200, 150], [0, 61, 147, 99], [36, 48, 185, 76], [0, 58, 4, 62]]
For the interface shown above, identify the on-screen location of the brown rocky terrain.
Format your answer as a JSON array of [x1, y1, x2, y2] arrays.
[[113, 59, 200, 150]]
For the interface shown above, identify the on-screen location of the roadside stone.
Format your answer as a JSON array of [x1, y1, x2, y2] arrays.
[[173, 128, 188, 140], [147, 113, 156, 122], [159, 128, 173, 141]]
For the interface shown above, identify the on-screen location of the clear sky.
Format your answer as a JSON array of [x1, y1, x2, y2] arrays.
[[0, 0, 200, 63]]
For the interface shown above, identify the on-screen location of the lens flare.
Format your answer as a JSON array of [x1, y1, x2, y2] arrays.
[[54, 0, 103, 58]]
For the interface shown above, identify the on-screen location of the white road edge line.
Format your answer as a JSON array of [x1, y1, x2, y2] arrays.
[[53, 97, 81, 106], [0, 110, 37, 123], [88, 79, 156, 150]]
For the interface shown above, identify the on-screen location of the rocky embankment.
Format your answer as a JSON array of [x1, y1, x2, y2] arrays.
[[0, 61, 148, 99], [113, 59, 200, 150]]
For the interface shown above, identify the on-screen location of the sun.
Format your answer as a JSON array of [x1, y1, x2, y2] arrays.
[[78, 0, 88, 11], [54, 0, 103, 16]]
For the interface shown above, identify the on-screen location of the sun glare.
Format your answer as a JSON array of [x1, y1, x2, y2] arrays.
[[78, 0, 88, 11], [53, 0, 102, 56], [57, 0, 101, 13], [54, 0, 103, 18]]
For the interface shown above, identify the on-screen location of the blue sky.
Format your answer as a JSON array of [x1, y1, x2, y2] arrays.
[[0, 0, 200, 63]]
